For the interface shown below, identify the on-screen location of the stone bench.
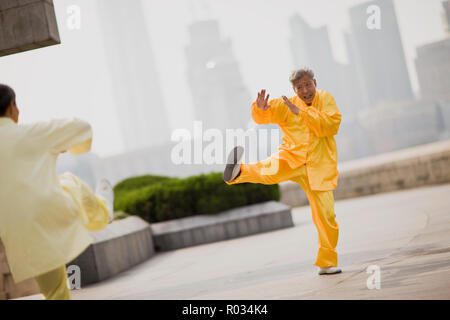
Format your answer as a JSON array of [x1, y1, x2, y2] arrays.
[[150, 201, 294, 251], [69, 216, 154, 287]]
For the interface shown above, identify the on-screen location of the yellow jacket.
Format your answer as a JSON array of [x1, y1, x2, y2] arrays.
[[251, 89, 341, 190], [0, 117, 94, 282]]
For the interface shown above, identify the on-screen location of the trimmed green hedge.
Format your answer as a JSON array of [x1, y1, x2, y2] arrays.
[[114, 174, 171, 193], [114, 172, 280, 223]]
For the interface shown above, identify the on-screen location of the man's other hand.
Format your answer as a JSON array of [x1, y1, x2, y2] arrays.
[[282, 96, 300, 115]]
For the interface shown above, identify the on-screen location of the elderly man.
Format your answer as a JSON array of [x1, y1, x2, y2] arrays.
[[0, 84, 114, 299], [223, 68, 342, 275]]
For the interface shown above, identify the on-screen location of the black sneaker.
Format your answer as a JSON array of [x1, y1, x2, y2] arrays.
[[223, 146, 244, 182]]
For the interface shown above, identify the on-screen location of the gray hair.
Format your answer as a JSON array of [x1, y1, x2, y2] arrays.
[[289, 68, 315, 85]]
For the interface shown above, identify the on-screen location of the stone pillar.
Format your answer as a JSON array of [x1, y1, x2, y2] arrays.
[[0, 239, 40, 300], [0, 0, 60, 57]]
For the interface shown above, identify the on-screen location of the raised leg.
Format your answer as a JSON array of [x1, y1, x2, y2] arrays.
[[226, 153, 299, 185]]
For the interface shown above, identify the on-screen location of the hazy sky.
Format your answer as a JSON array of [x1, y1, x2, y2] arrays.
[[0, 0, 447, 157]]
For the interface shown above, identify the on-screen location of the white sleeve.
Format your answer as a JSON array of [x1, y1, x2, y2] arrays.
[[26, 118, 93, 155]]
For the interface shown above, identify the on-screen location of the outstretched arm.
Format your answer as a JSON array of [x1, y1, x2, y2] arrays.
[[251, 89, 289, 125], [26, 118, 93, 155]]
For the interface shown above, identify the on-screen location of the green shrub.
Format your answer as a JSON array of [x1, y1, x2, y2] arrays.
[[114, 174, 172, 193], [114, 172, 280, 223]]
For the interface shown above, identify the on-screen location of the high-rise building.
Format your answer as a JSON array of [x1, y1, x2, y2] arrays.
[[343, 32, 370, 111], [289, 14, 339, 99], [289, 14, 372, 160], [444, 0, 450, 33], [96, 0, 170, 151], [415, 1, 450, 101], [185, 20, 251, 132], [348, 0, 413, 108], [415, 38, 450, 101], [289, 15, 365, 115]]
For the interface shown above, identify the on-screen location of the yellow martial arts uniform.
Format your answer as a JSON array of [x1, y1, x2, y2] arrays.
[[227, 90, 341, 267], [0, 117, 110, 300]]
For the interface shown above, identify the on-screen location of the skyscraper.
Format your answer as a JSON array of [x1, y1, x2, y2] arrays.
[[289, 14, 372, 160], [415, 1, 450, 101], [289, 15, 365, 115], [348, 0, 413, 108], [185, 19, 251, 132], [289, 14, 339, 99], [444, 0, 450, 33], [96, 0, 170, 151]]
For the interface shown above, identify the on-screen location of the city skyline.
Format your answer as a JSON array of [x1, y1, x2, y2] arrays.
[[0, 0, 447, 157]]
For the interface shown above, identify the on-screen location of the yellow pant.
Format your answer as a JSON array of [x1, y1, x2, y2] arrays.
[[227, 154, 339, 268], [35, 266, 71, 300], [34, 173, 110, 300]]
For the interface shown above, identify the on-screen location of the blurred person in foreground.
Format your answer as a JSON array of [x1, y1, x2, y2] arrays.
[[0, 84, 114, 299], [223, 68, 342, 275]]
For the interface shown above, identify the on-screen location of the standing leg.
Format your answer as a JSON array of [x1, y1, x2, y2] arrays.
[[34, 266, 70, 300], [226, 153, 298, 185], [58, 172, 111, 232], [291, 166, 339, 269]]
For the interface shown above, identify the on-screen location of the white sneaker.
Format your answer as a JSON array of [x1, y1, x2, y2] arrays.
[[318, 267, 342, 275], [95, 178, 114, 223], [223, 146, 244, 182]]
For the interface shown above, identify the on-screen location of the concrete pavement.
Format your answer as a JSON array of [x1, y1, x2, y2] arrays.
[[21, 183, 450, 300]]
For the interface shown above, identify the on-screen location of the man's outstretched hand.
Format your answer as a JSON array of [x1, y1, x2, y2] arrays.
[[256, 89, 271, 111], [282, 96, 300, 115]]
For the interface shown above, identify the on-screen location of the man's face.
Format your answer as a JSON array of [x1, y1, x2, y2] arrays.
[[293, 76, 316, 105]]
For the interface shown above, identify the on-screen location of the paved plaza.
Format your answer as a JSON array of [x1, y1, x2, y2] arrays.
[[21, 183, 450, 300]]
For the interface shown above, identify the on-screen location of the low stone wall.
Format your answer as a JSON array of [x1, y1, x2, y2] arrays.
[[280, 139, 450, 207], [151, 201, 294, 251], [69, 216, 155, 287]]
